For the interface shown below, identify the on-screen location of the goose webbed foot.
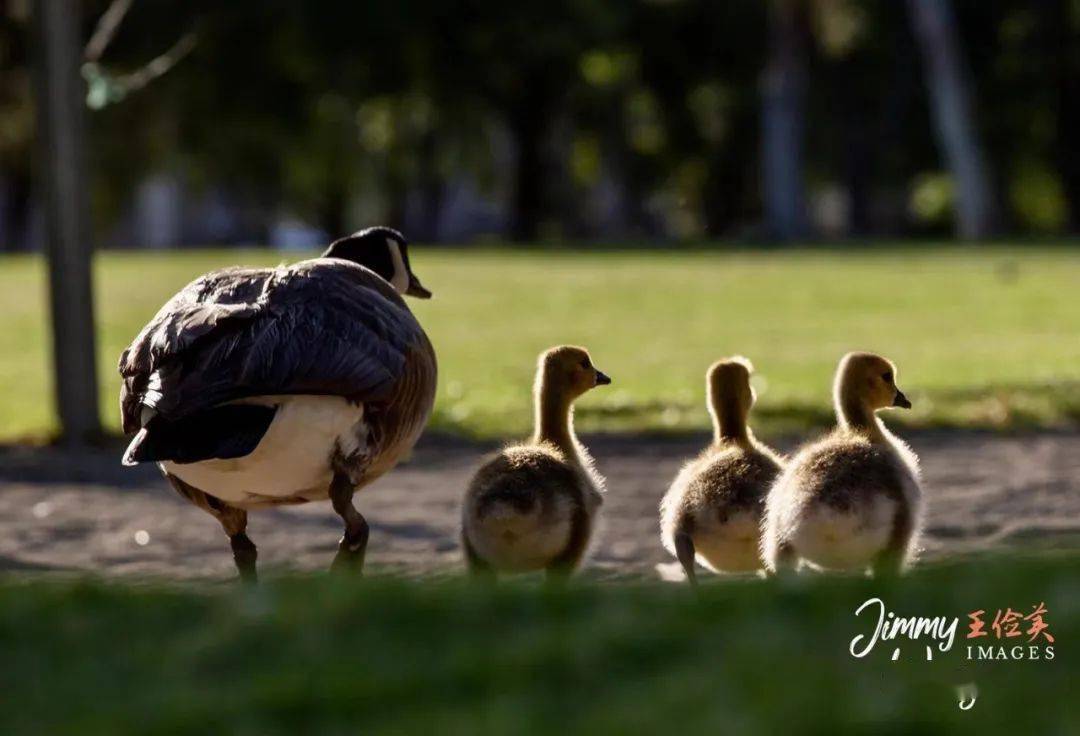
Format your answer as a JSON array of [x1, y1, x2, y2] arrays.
[[331, 514, 370, 573]]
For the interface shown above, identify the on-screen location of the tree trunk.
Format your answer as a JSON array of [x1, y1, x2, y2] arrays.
[[761, 0, 809, 241], [907, 0, 996, 239], [32, 0, 102, 443]]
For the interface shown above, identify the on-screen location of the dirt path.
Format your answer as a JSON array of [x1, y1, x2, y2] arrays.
[[1, 431, 1077, 581]]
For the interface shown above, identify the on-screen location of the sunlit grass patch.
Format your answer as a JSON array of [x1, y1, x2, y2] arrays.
[[1, 245, 1079, 440]]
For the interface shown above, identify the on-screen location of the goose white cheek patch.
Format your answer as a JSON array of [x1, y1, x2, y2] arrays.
[[387, 238, 410, 294]]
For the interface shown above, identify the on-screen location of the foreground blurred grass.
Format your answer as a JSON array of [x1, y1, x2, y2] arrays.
[[0, 557, 1075, 733], [1, 245, 1079, 440]]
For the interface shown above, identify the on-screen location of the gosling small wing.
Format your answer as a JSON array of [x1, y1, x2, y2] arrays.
[[119, 259, 424, 431]]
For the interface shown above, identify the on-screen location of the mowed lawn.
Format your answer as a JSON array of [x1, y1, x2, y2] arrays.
[[1, 245, 1079, 440], [0, 556, 1075, 733]]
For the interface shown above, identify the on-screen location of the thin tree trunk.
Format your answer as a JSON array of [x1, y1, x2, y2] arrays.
[[761, 0, 809, 241], [32, 0, 102, 443], [907, 0, 996, 239]]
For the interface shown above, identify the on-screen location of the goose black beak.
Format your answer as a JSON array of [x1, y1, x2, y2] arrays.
[[406, 274, 432, 299], [595, 370, 612, 386], [892, 389, 912, 409]]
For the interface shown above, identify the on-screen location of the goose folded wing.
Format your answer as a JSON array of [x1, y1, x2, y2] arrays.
[[119, 264, 421, 432]]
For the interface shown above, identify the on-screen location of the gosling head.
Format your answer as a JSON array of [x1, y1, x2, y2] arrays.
[[322, 226, 432, 299], [835, 352, 911, 419], [707, 356, 755, 416], [536, 345, 611, 402]]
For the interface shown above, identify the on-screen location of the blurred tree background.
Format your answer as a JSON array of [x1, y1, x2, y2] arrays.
[[3, 0, 1080, 249]]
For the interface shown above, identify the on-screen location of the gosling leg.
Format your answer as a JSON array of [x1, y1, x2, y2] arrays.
[[674, 531, 698, 589], [462, 532, 495, 581], [545, 506, 592, 581], [872, 504, 914, 578], [329, 472, 369, 574], [765, 540, 798, 578]]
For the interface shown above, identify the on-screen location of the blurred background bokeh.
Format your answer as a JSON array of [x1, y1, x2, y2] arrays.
[[5, 0, 1080, 249], [4, 0, 1080, 444]]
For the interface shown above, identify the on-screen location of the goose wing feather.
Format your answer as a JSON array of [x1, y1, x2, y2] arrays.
[[119, 259, 423, 432]]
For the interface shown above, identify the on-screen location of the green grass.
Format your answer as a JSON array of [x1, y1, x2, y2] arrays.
[[2, 245, 1080, 440], [1, 557, 1075, 733]]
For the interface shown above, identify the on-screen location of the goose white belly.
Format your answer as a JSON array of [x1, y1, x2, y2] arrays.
[[162, 395, 367, 507]]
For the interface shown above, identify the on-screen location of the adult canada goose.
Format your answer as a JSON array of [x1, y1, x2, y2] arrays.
[[118, 226, 437, 582], [461, 346, 610, 579], [659, 358, 783, 586], [762, 352, 921, 576]]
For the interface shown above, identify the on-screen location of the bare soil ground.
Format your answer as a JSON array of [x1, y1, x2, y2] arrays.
[[1, 430, 1077, 582]]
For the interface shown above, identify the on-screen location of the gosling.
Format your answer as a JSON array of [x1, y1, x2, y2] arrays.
[[659, 358, 783, 586], [461, 346, 610, 579], [762, 352, 922, 576]]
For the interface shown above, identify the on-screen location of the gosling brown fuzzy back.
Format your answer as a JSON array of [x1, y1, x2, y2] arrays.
[[761, 352, 922, 576], [659, 357, 783, 582], [461, 346, 609, 578]]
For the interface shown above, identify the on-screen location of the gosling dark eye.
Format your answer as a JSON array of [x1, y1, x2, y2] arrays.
[[580, 359, 591, 369], [882, 371, 893, 383]]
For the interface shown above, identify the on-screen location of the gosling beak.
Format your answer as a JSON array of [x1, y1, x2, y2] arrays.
[[595, 370, 612, 386], [406, 273, 432, 299], [892, 389, 912, 409]]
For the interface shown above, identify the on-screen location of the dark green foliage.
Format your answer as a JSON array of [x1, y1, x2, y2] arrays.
[[6, 1, 1080, 244]]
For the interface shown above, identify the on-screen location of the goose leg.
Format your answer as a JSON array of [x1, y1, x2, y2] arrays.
[[164, 473, 256, 583], [329, 472, 369, 574], [228, 527, 258, 583], [674, 531, 698, 589], [211, 504, 257, 583], [215, 504, 257, 583]]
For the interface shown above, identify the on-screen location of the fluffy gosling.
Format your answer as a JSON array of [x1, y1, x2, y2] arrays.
[[659, 358, 783, 585], [762, 352, 922, 576], [461, 346, 610, 579]]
